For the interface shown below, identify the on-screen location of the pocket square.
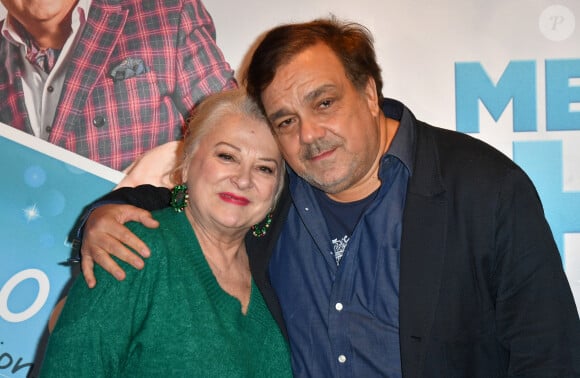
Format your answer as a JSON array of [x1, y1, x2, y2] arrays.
[[110, 57, 147, 81]]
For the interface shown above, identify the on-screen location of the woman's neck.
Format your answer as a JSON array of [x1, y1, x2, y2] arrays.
[[185, 208, 252, 313]]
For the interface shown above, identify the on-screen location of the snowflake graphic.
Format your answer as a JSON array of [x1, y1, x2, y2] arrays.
[[23, 204, 41, 222]]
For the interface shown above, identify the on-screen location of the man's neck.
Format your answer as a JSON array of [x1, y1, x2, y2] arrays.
[[24, 17, 73, 50], [327, 115, 400, 203]]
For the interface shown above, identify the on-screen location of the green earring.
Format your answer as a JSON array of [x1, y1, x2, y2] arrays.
[[252, 212, 273, 238], [170, 184, 189, 212]]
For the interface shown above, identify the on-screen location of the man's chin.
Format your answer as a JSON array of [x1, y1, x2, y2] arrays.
[[306, 175, 351, 195]]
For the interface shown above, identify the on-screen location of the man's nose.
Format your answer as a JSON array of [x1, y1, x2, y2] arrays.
[[299, 118, 325, 144]]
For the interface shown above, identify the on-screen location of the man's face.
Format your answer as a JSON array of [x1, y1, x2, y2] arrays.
[[1, 0, 77, 29], [261, 43, 382, 198]]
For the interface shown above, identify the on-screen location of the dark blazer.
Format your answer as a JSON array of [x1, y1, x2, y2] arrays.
[[246, 118, 580, 377]]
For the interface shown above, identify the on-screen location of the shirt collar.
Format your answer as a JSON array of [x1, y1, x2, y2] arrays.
[[380, 98, 415, 177], [1, 0, 92, 49]]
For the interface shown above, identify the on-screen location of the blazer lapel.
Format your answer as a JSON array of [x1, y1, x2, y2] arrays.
[[247, 180, 291, 339], [399, 122, 447, 378], [0, 37, 32, 133]]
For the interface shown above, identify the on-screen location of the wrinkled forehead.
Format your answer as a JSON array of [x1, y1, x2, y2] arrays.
[[262, 44, 347, 115]]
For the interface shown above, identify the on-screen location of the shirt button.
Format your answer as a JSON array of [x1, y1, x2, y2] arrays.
[[45, 126, 52, 133], [338, 355, 347, 364], [47, 85, 54, 93], [92, 116, 106, 128], [335, 302, 343, 311]]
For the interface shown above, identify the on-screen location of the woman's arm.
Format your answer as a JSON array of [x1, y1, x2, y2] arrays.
[[40, 255, 150, 376]]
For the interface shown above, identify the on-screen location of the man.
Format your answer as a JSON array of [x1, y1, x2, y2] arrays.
[[0, 0, 235, 172], [78, 18, 580, 377]]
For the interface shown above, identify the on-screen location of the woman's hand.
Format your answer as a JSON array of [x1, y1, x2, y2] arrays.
[[81, 204, 159, 288]]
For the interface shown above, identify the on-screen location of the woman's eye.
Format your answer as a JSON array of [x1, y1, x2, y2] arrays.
[[218, 153, 234, 161], [259, 166, 274, 174]]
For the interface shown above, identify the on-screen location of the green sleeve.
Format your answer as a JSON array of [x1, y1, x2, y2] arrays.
[[40, 225, 157, 377]]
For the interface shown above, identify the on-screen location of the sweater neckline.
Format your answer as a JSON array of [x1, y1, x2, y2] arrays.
[[169, 209, 271, 323]]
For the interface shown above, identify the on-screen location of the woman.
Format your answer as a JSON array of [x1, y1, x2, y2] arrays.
[[40, 89, 292, 377]]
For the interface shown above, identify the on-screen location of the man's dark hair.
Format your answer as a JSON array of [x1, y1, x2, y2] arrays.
[[244, 17, 384, 115]]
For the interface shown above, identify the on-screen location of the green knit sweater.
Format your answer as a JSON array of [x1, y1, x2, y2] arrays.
[[41, 208, 292, 377]]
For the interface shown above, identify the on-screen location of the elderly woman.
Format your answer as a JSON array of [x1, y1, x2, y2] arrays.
[[40, 89, 292, 377]]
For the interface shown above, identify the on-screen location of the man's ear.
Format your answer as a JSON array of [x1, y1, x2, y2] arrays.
[[363, 77, 380, 117]]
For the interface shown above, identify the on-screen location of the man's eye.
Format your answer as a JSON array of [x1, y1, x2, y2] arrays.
[[319, 99, 333, 109], [277, 118, 294, 128]]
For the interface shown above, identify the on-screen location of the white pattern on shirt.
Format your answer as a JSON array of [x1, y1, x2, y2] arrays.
[[331, 235, 350, 265]]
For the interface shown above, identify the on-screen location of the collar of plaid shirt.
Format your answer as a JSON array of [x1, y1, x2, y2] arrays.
[[13, 20, 62, 74]]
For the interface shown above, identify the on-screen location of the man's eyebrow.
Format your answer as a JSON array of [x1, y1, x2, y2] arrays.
[[268, 109, 291, 123], [267, 84, 337, 122], [304, 84, 335, 103]]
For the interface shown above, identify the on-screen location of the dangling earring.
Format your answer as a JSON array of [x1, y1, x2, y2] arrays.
[[170, 184, 189, 212], [252, 212, 273, 237]]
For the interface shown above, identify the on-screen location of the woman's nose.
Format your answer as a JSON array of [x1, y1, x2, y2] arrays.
[[231, 167, 252, 189]]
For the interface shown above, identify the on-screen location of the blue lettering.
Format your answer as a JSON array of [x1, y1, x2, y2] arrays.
[[455, 61, 537, 133], [546, 59, 580, 131]]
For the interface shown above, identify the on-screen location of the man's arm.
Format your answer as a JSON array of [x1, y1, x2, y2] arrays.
[[171, 0, 237, 114], [76, 185, 171, 288], [494, 169, 580, 374]]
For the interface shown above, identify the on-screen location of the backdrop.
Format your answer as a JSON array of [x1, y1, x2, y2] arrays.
[[0, 1, 578, 377]]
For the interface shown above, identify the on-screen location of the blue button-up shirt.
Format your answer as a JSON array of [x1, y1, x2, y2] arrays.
[[269, 99, 415, 377]]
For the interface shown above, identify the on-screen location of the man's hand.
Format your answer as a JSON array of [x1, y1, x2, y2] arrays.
[[81, 204, 159, 288]]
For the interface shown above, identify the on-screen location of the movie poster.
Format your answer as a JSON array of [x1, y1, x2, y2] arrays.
[[0, 124, 123, 377]]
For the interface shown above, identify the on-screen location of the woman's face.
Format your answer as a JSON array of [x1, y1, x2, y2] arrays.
[[183, 114, 282, 235]]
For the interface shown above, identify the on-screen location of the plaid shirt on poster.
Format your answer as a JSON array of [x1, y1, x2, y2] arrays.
[[0, 0, 236, 171]]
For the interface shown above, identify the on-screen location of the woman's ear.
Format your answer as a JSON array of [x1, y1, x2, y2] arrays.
[[180, 166, 188, 183]]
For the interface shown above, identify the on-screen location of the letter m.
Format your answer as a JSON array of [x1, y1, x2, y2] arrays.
[[455, 61, 536, 133]]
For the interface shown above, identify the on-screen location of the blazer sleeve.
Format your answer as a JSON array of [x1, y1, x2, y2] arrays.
[[171, 0, 237, 115], [493, 167, 580, 376], [68, 185, 171, 258], [91, 184, 172, 211]]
